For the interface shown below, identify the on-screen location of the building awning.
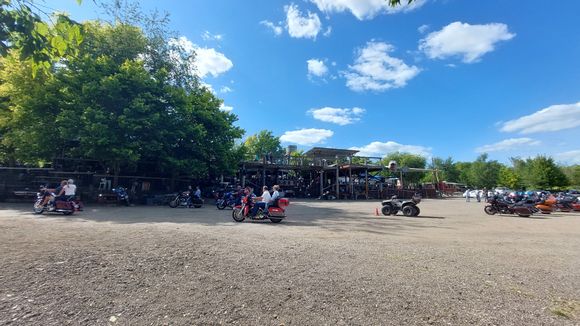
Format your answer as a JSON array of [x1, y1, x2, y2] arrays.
[[304, 147, 359, 158]]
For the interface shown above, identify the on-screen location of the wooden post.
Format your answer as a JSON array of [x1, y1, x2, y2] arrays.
[[320, 169, 324, 197], [365, 158, 369, 199], [262, 157, 266, 188], [335, 156, 339, 199], [349, 156, 353, 199]]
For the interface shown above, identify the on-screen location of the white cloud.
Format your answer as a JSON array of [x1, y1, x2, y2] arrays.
[[195, 47, 234, 78], [280, 128, 333, 145], [219, 103, 233, 112], [219, 86, 233, 94], [260, 20, 283, 36], [168, 36, 233, 79], [419, 21, 515, 63], [307, 58, 328, 77], [323, 26, 332, 37], [285, 4, 322, 39], [201, 31, 223, 41], [344, 41, 420, 92], [554, 150, 580, 165], [475, 138, 541, 153], [311, 0, 427, 20], [418, 24, 430, 34], [309, 107, 365, 125], [500, 102, 580, 134], [351, 141, 432, 157]]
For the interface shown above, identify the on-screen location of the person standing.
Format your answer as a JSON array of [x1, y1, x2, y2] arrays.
[[465, 188, 471, 202], [482, 187, 488, 202], [476, 190, 481, 202]]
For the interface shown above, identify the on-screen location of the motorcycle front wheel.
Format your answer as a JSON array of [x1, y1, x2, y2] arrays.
[[269, 218, 283, 223], [232, 208, 245, 222], [33, 200, 44, 214], [484, 205, 497, 215], [169, 199, 178, 208], [216, 200, 226, 210]]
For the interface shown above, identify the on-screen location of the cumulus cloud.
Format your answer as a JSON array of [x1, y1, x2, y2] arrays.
[[350, 141, 432, 157], [219, 103, 233, 112], [201, 31, 223, 41], [260, 20, 283, 36], [554, 150, 580, 165], [475, 138, 541, 153], [307, 59, 329, 77], [344, 41, 420, 92], [168, 36, 233, 79], [311, 0, 427, 20], [280, 128, 334, 145], [285, 4, 322, 39], [500, 102, 580, 134], [419, 22, 515, 63], [417, 24, 429, 34], [309, 107, 365, 125]]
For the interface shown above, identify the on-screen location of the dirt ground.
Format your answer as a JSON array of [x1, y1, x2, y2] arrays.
[[0, 198, 579, 325]]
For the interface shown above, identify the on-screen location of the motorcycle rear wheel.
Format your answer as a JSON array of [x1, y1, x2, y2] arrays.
[[232, 208, 245, 222], [269, 218, 283, 223], [484, 205, 497, 215], [517, 213, 531, 218]]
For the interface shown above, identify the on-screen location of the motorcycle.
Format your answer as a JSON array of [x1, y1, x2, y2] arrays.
[[33, 187, 75, 215], [216, 191, 237, 210], [484, 196, 533, 217], [169, 191, 203, 208], [381, 193, 421, 217], [112, 187, 130, 206], [232, 196, 289, 223]]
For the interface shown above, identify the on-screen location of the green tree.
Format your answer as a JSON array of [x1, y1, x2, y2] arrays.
[[0, 0, 84, 76], [388, 0, 414, 6], [526, 156, 569, 189], [455, 162, 473, 186], [468, 154, 502, 189], [380, 152, 426, 185], [243, 130, 283, 160], [498, 166, 521, 189], [562, 165, 580, 187], [429, 157, 460, 182]]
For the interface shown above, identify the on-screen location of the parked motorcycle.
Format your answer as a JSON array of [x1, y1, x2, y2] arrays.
[[112, 187, 130, 206], [484, 196, 533, 217], [33, 187, 75, 215], [232, 196, 289, 223], [169, 191, 203, 208], [381, 193, 421, 217], [216, 191, 237, 210]]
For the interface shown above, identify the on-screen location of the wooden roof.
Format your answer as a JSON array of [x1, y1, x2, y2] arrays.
[[304, 147, 359, 158]]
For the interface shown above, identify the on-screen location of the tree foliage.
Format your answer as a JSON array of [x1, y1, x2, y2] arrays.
[[380, 152, 426, 184], [243, 130, 283, 160], [510, 156, 569, 190]]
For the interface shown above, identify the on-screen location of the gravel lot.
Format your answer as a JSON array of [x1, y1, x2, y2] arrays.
[[1, 199, 579, 325]]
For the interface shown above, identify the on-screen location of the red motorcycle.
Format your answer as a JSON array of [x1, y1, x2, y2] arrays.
[[232, 196, 289, 223], [33, 187, 80, 215]]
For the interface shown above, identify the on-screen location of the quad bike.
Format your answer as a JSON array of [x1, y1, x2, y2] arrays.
[[381, 193, 421, 217], [232, 196, 289, 223]]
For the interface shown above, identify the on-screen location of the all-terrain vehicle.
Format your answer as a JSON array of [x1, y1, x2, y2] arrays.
[[381, 193, 421, 217]]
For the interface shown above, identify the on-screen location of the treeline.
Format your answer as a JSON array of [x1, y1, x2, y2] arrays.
[[0, 2, 243, 183]]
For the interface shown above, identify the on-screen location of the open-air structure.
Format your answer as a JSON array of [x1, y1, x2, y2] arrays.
[[238, 147, 439, 199]]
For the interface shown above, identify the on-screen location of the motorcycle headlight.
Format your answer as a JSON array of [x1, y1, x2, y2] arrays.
[[37, 192, 41, 196]]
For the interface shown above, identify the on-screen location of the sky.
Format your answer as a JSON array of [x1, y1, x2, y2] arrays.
[[48, 0, 580, 165]]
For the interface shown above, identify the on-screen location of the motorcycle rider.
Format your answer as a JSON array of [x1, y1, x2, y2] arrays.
[[251, 186, 271, 217], [42, 179, 68, 209], [64, 179, 77, 200], [193, 186, 202, 199]]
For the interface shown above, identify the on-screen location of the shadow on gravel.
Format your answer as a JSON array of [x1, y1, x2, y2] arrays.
[[0, 201, 457, 236]]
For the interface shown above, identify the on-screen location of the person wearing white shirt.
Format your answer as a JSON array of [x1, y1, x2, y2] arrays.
[[64, 179, 77, 198], [251, 186, 271, 216]]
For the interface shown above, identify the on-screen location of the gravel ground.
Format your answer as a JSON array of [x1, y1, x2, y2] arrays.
[[0, 199, 579, 325]]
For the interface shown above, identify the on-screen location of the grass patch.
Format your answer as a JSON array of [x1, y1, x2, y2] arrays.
[[550, 299, 580, 319]]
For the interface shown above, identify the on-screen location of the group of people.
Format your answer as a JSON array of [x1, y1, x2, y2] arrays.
[[465, 188, 489, 203], [242, 185, 281, 217], [41, 179, 77, 209]]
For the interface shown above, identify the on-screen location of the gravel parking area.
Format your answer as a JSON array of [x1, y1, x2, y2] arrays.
[[0, 199, 579, 325]]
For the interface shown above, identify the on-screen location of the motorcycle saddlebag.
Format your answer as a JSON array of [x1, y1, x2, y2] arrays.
[[268, 207, 286, 217], [278, 198, 289, 208], [55, 201, 71, 210]]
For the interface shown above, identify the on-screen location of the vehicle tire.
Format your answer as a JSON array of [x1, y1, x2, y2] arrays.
[[412, 206, 420, 217], [484, 205, 497, 215], [402, 206, 414, 217], [194, 204, 202, 208], [124, 198, 130, 206], [169, 199, 178, 208], [33, 201, 44, 214], [63, 211, 73, 216], [269, 218, 283, 223], [517, 213, 531, 217], [381, 205, 392, 216], [216, 200, 226, 210], [232, 208, 245, 222]]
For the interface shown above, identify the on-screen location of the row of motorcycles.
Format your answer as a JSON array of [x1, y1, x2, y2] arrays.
[[484, 192, 580, 218]]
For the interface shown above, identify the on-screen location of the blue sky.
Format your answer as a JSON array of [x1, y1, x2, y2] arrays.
[[50, 0, 580, 164]]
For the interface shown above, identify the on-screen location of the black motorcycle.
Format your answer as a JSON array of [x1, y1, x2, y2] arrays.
[[169, 191, 203, 208], [484, 196, 533, 217], [216, 191, 237, 210]]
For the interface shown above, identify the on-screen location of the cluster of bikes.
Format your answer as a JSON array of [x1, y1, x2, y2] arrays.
[[484, 192, 580, 218]]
